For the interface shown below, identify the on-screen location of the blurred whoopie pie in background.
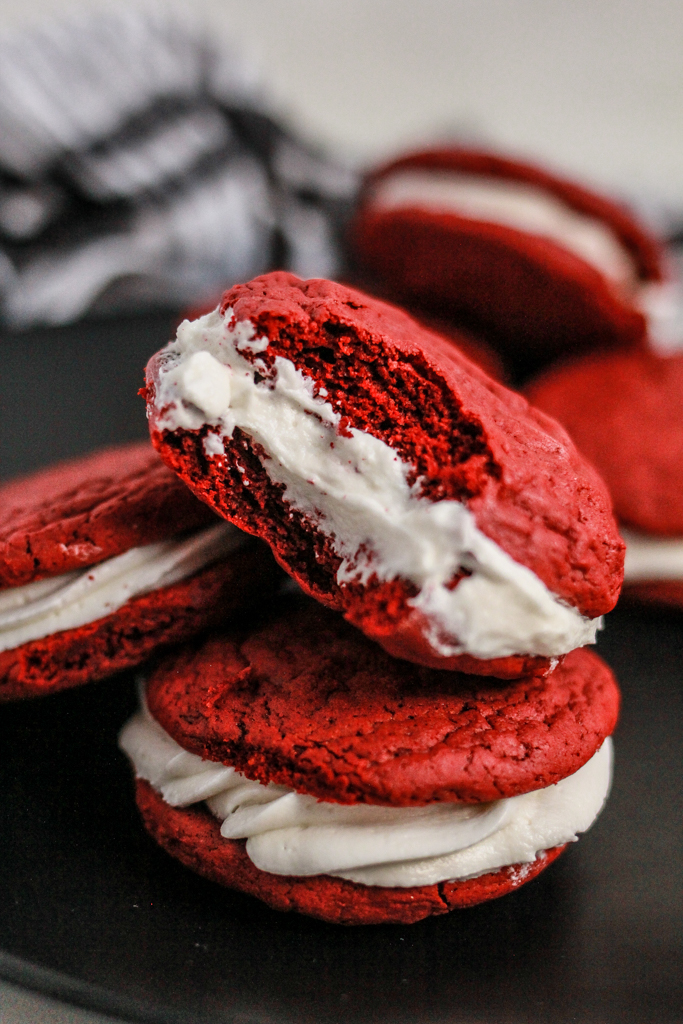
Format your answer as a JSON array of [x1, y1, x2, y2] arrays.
[[527, 347, 683, 612], [350, 147, 671, 377]]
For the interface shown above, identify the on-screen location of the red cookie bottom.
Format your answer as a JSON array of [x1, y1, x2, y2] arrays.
[[135, 779, 567, 926], [365, 606, 556, 679], [0, 544, 279, 701]]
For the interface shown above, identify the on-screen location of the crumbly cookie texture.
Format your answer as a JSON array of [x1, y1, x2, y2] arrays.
[[135, 778, 566, 926], [146, 601, 620, 807], [145, 273, 624, 678]]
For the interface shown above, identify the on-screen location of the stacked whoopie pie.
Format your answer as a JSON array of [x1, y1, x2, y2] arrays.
[[118, 272, 623, 925], [349, 146, 676, 377], [0, 442, 280, 701]]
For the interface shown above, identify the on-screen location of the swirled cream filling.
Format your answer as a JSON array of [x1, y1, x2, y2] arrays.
[[119, 699, 613, 889], [622, 528, 683, 582], [150, 309, 601, 662], [0, 521, 241, 652]]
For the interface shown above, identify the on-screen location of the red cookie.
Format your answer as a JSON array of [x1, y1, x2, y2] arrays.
[[350, 147, 664, 373], [125, 598, 617, 924], [180, 296, 508, 389], [0, 442, 280, 700], [527, 348, 683, 609], [135, 779, 567, 926], [403, 309, 506, 383], [146, 601, 620, 806], [145, 272, 624, 679], [0, 442, 212, 587]]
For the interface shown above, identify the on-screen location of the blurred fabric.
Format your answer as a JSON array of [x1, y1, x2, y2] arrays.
[[0, 4, 358, 328]]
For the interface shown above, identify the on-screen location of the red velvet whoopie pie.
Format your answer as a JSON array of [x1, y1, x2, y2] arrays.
[[120, 599, 619, 926], [0, 441, 280, 700], [350, 147, 666, 375], [145, 272, 624, 681]]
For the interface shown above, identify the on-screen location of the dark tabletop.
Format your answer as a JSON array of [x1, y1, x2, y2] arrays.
[[0, 313, 681, 1024]]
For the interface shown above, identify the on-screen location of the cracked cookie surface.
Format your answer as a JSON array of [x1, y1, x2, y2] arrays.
[[0, 441, 217, 588], [146, 599, 619, 806], [0, 441, 282, 699], [149, 274, 624, 618], [0, 546, 280, 701], [146, 273, 624, 679]]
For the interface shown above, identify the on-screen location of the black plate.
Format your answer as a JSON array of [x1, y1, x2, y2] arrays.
[[1, 315, 682, 1024]]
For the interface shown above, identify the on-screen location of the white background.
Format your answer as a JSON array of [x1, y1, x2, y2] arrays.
[[0, 1, 681, 1021], [0, 0, 681, 198]]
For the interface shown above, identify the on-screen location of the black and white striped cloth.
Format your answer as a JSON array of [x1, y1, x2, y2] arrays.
[[0, 5, 358, 328]]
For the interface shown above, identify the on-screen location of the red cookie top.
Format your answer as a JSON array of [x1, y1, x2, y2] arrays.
[[526, 349, 683, 536], [0, 442, 217, 588], [146, 601, 620, 807], [360, 148, 663, 283], [147, 273, 623, 625], [398, 309, 506, 382]]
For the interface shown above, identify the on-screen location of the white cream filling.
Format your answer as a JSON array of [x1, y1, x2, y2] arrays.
[[622, 528, 683, 582], [636, 278, 683, 353], [0, 522, 241, 653], [119, 701, 613, 888], [371, 170, 683, 351], [149, 309, 599, 661], [370, 170, 637, 290]]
